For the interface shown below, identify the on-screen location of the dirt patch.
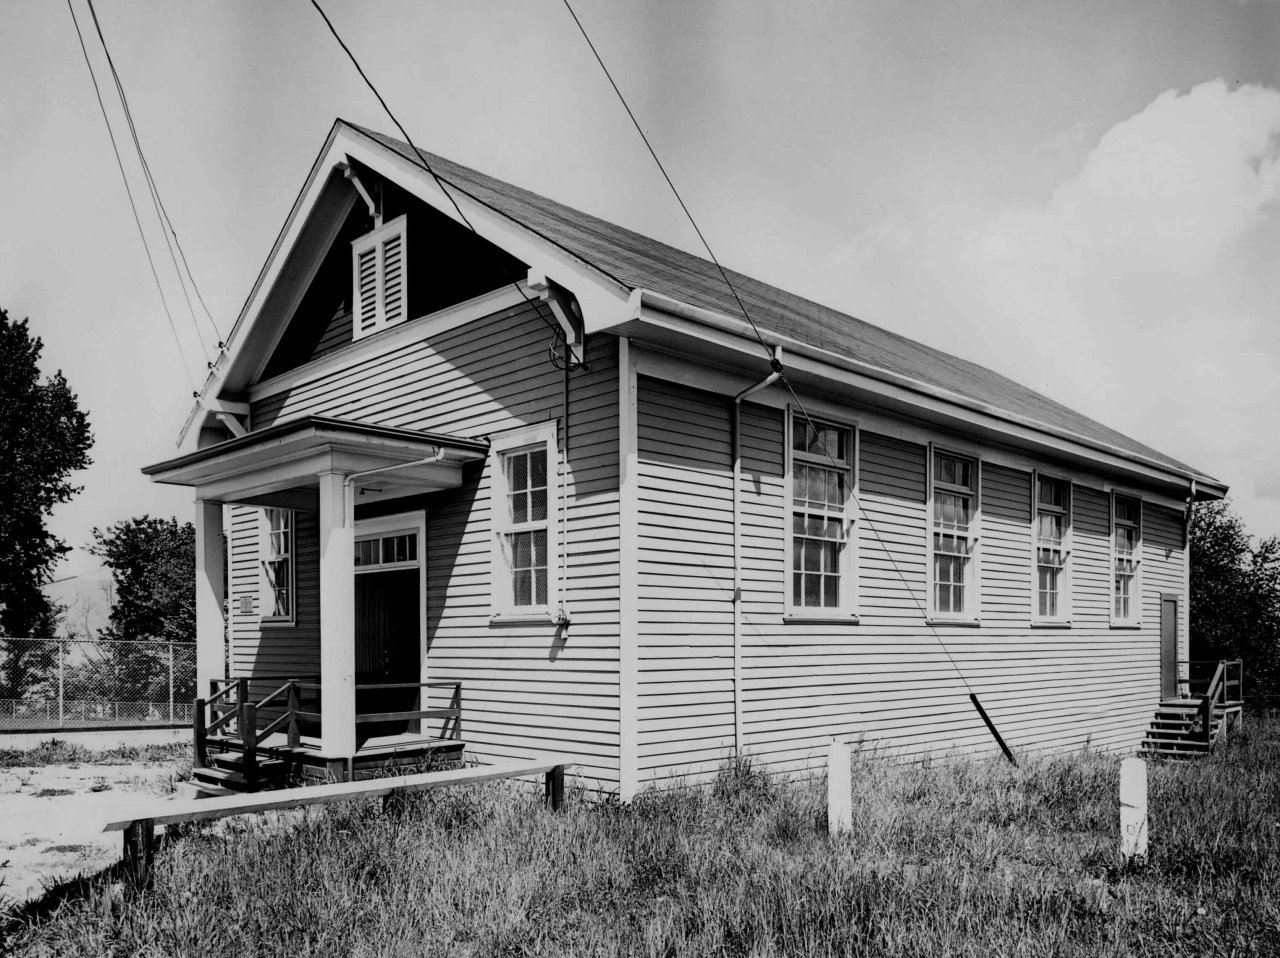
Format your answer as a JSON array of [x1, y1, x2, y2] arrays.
[[0, 760, 182, 906]]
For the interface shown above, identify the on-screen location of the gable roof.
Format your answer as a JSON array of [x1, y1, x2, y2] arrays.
[[347, 124, 1219, 489]]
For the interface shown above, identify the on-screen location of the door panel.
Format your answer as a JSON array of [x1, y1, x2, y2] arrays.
[[355, 568, 420, 737], [1160, 596, 1178, 699]]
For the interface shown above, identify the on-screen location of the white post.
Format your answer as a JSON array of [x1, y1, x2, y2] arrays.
[[1120, 756, 1148, 861], [827, 738, 852, 835], [195, 499, 226, 698], [319, 472, 357, 759]]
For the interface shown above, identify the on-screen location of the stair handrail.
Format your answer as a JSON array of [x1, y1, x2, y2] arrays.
[[1197, 660, 1228, 746]]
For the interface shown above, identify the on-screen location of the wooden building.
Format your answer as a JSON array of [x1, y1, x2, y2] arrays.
[[144, 120, 1227, 795]]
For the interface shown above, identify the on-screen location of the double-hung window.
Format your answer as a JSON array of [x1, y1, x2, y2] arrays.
[[260, 508, 294, 624], [491, 423, 558, 618], [1034, 475, 1071, 622], [1112, 494, 1141, 624], [930, 450, 979, 618], [351, 215, 407, 340], [788, 414, 856, 614]]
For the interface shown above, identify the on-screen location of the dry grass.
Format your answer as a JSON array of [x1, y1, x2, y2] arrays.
[[5, 720, 1280, 957]]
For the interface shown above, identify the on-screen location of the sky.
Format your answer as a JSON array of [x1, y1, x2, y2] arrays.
[[1, 0, 1278, 581]]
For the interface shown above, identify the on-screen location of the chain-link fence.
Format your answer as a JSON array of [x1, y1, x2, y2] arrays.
[[0, 637, 196, 731]]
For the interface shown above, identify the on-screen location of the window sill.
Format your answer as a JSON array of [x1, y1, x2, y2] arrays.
[[1109, 622, 1142, 630], [925, 616, 982, 628], [490, 611, 557, 626], [260, 618, 296, 629], [783, 613, 860, 625], [1030, 620, 1072, 629]]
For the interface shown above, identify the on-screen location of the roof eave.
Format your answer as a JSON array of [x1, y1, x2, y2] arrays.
[[624, 288, 1227, 499]]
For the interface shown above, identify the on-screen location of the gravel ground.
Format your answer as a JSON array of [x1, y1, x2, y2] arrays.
[[0, 757, 183, 905]]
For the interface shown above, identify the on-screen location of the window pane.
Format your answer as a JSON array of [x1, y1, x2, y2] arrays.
[[531, 450, 548, 487], [355, 539, 378, 567], [511, 490, 528, 524], [513, 569, 532, 607], [531, 488, 548, 522], [535, 568, 548, 606]]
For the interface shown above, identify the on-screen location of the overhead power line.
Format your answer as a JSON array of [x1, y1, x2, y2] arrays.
[[65, 0, 198, 390], [559, 0, 1016, 763], [83, 0, 222, 356]]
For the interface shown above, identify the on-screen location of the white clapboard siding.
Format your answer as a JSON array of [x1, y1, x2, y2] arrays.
[[635, 377, 735, 784], [636, 385, 1192, 782], [232, 302, 621, 788]]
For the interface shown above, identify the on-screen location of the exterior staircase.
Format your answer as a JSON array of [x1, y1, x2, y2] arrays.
[[1140, 659, 1243, 760], [192, 676, 466, 793]]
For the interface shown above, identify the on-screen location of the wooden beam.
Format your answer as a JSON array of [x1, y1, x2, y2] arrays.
[[105, 760, 575, 831]]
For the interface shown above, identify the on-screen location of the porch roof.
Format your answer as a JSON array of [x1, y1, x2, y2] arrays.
[[143, 416, 488, 506]]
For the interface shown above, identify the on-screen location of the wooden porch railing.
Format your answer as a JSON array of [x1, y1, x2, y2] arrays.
[[1176, 659, 1244, 747], [354, 680, 463, 742], [194, 678, 463, 789]]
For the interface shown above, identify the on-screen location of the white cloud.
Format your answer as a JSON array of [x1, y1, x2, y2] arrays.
[[831, 80, 1280, 539]]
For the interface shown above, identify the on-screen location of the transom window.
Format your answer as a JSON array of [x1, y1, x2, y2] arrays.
[[261, 508, 294, 623], [931, 451, 979, 617], [789, 415, 855, 612], [355, 532, 418, 570], [1035, 476, 1071, 620], [351, 215, 407, 340], [1113, 495, 1141, 623]]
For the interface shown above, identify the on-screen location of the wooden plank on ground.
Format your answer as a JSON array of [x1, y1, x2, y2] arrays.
[[103, 758, 575, 832]]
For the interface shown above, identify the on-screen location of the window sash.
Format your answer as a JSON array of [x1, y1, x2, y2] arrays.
[[1034, 477, 1070, 620], [498, 445, 551, 611], [789, 415, 853, 612], [261, 508, 293, 622], [1112, 496, 1141, 622], [930, 452, 978, 618]]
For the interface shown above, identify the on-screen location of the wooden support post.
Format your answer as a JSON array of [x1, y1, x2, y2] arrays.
[[287, 682, 301, 749], [193, 698, 207, 768], [827, 739, 852, 835], [544, 765, 565, 811], [243, 702, 258, 791], [1120, 757, 1148, 863], [123, 819, 156, 888]]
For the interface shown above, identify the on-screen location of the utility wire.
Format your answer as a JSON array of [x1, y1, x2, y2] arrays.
[[66, 0, 198, 390], [84, 0, 221, 358], [308, 0, 562, 340], [560, 0, 1014, 761], [559, 0, 775, 366]]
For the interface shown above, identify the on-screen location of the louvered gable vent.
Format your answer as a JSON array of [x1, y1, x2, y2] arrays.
[[350, 215, 408, 340]]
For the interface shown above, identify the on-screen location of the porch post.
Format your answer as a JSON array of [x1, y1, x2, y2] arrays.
[[319, 471, 357, 759], [194, 499, 226, 696]]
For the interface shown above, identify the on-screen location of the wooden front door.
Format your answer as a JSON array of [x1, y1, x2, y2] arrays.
[[353, 515, 424, 739], [1160, 595, 1179, 700]]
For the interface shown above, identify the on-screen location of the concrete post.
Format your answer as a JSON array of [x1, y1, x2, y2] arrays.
[[1120, 756, 1148, 862], [195, 500, 226, 697], [827, 738, 852, 835], [319, 472, 356, 761]]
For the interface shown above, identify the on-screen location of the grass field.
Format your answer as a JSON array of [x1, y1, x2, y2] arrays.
[[4, 721, 1279, 957]]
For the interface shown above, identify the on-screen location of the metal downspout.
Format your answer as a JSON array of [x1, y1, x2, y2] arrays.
[[731, 350, 783, 756]]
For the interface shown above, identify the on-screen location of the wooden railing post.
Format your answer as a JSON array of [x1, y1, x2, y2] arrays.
[[1200, 694, 1213, 746], [235, 677, 249, 739], [243, 702, 258, 791], [453, 683, 462, 741], [193, 698, 207, 768], [287, 681, 301, 749]]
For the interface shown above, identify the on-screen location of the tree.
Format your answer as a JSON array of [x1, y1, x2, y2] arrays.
[[1189, 499, 1280, 701], [0, 307, 93, 701], [90, 516, 196, 643]]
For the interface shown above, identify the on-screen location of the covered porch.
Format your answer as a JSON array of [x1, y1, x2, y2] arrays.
[[143, 416, 488, 787]]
